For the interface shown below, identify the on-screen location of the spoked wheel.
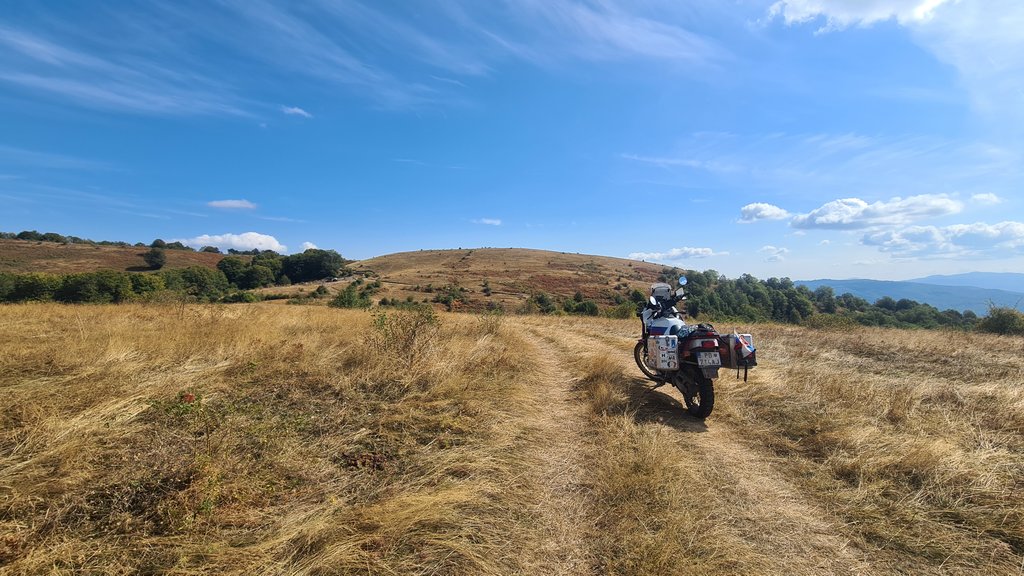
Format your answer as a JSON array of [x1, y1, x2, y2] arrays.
[[677, 369, 714, 419], [633, 341, 662, 382]]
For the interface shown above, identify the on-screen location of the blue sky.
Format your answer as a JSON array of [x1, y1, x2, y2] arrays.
[[2, 0, 1022, 280]]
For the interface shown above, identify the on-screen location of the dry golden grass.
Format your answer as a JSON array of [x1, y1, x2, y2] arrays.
[[3, 305, 1023, 575], [0, 304, 549, 575], [720, 324, 1024, 574]]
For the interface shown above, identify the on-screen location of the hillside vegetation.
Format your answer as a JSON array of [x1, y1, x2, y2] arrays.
[[2, 304, 1022, 574], [2, 241, 1018, 332], [0, 238, 226, 274]]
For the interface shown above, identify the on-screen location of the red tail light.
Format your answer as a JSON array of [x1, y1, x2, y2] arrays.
[[701, 339, 717, 349]]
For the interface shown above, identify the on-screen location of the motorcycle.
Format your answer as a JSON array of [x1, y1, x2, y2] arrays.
[[633, 276, 723, 419]]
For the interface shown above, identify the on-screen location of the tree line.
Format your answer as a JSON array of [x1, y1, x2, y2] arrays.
[[2, 230, 283, 255], [0, 249, 347, 304]]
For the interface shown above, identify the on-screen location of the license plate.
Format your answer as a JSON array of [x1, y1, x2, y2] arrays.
[[697, 352, 721, 367]]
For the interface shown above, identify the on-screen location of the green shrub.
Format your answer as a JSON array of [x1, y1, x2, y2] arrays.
[[977, 306, 1024, 335], [222, 291, 259, 303], [12, 273, 61, 301], [143, 248, 166, 269], [328, 283, 371, 309], [130, 273, 165, 295]]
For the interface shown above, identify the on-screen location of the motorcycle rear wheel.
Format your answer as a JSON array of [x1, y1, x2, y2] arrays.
[[680, 371, 714, 419], [633, 341, 662, 381]]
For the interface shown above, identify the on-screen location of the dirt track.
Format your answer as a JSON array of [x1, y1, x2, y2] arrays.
[[516, 318, 875, 576]]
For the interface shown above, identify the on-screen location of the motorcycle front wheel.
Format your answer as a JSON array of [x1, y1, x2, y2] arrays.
[[679, 370, 714, 419], [633, 341, 662, 381]]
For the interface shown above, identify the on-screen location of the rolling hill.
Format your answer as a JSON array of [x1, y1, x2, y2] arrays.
[[0, 239, 229, 273], [795, 278, 1024, 314], [347, 247, 671, 310]]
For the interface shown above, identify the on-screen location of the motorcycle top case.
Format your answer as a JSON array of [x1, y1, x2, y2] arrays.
[[647, 335, 679, 371], [720, 333, 757, 369]]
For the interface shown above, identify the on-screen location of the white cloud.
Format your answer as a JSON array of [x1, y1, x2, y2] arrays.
[[862, 221, 1024, 256], [281, 105, 312, 118], [472, 218, 502, 226], [791, 194, 962, 230], [819, 239, 831, 245], [971, 193, 1003, 205], [179, 232, 286, 253], [208, 199, 257, 210], [301, 241, 318, 251], [758, 245, 790, 262], [768, 0, 951, 31], [628, 247, 727, 261], [739, 202, 791, 223]]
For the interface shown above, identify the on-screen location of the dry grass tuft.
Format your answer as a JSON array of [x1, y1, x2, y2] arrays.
[[0, 303, 542, 575], [574, 353, 628, 416], [722, 323, 1024, 573]]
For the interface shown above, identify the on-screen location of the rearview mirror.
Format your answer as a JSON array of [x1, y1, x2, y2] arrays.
[[678, 276, 688, 286]]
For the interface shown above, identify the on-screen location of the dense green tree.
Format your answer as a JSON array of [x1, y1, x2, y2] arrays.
[[143, 248, 166, 269], [160, 267, 230, 301], [217, 257, 247, 286], [281, 249, 345, 282], [240, 265, 276, 289], [16, 230, 43, 241]]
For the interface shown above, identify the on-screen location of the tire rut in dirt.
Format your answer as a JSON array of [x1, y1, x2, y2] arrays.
[[513, 328, 599, 575], [529, 319, 874, 575]]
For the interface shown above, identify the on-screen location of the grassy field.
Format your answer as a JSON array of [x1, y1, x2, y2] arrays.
[[2, 304, 1022, 574]]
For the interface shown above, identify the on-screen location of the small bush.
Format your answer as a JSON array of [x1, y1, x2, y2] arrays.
[[328, 283, 371, 309], [804, 313, 859, 330], [977, 306, 1024, 335], [143, 248, 167, 270]]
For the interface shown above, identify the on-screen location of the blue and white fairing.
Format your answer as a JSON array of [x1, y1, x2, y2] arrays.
[[642, 307, 687, 337]]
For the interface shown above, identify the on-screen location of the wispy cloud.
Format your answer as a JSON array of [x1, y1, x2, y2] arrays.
[[629, 247, 727, 261], [971, 193, 1003, 205], [0, 25, 247, 116], [0, 144, 112, 171], [431, 75, 468, 88], [769, 0, 1024, 124], [768, 0, 951, 32], [258, 215, 306, 223], [0, 1, 730, 117], [628, 132, 1022, 201], [758, 245, 790, 262], [208, 199, 257, 210], [281, 105, 312, 118], [472, 218, 502, 226], [301, 241, 318, 251]]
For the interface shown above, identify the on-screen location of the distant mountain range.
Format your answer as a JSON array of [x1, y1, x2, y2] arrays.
[[796, 273, 1024, 314], [908, 272, 1024, 294]]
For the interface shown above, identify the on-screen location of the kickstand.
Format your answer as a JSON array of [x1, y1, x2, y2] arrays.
[[649, 378, 667, 390]]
